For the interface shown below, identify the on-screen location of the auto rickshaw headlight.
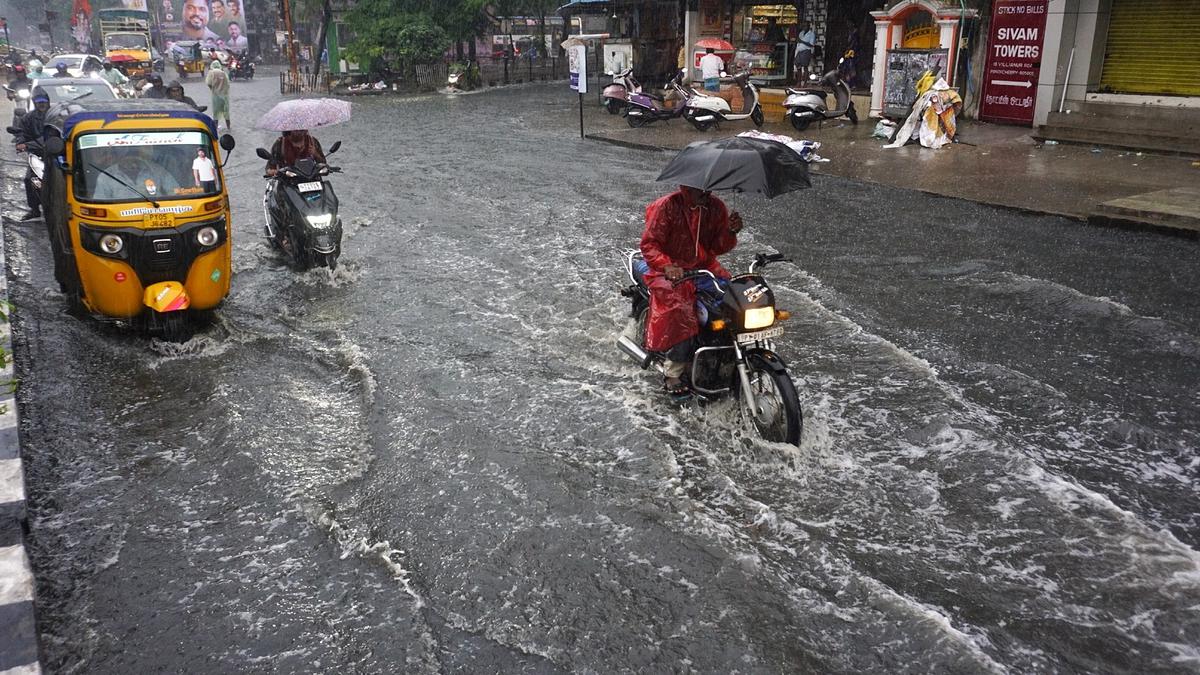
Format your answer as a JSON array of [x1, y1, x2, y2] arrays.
[[99, 234, 124, 255], [196, 226, 219, 247]]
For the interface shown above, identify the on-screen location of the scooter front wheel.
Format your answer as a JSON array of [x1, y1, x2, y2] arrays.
[[604, 98, 622, 115], [751, 105, 764, 128], [847, 103, 859, 125]]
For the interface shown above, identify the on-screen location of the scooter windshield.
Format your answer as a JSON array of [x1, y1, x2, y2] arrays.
[[74, 131, 222, 203]]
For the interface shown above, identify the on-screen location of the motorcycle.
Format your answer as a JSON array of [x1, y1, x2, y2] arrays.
[[256, 141, 345, 270], [616, 251, 803, 445], [228, 54, 256, 80], [602, 67, 642, 115], [783, 67, 858, 131], [681, 71, 764, 132], [622, 71, 690, 128]]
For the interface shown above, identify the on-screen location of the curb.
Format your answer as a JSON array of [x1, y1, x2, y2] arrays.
[[0, 210, 41, 673]]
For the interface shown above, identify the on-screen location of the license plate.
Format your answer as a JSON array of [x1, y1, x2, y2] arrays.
[[145, 212, 174, 229], [736, 325, 784, 344], [298, 181, 323, 193]]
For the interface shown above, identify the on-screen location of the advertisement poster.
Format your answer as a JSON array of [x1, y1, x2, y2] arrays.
[[979, 0, 1048, 125], [568, 43, 587, 93], [162, 0, 249, 54], [699, 0, 722, 36]]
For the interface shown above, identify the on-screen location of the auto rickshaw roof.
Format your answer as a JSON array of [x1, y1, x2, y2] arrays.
[[47, 99, 216, 138]]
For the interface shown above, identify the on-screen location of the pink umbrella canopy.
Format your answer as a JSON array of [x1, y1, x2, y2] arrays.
[[694, 38, 735, 50], [255, 98, 351, 132]]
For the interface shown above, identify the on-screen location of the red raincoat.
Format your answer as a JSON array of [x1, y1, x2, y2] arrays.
[[640, 189, 737, 352]]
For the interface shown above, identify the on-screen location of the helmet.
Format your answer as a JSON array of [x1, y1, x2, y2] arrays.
[[31, 87, 50, 104], [166, 80, 183, 92], [12, 64, 25, 73], [102, 58, 113, 66], [148, 73, 163, 84]]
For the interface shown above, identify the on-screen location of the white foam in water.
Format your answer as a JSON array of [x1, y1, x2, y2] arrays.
[[313, 510, 424, 608]]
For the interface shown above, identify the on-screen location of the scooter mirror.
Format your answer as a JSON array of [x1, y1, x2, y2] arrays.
[[255, 147, 271, 161], [219, 133, 235, 152], [5, 126, 19, 134], [328, 140, 341, 154]]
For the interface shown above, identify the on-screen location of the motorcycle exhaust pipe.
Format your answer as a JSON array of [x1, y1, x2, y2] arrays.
[[693, 114, 716, 122], [617, 335, 654, 370]]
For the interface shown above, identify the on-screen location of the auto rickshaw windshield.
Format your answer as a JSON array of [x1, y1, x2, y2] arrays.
[[75, 130, 222, 202]]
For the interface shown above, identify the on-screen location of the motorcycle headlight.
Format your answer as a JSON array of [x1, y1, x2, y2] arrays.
[[99, 233, 124, 254], [306, 214, 334, 228], [743, 306, 775, 330], [196, 226, 219, 247]]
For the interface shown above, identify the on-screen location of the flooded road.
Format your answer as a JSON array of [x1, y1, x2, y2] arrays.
[[3, 75, 1199, 673]]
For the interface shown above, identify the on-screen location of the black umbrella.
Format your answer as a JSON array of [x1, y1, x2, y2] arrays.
[[656, 136, 811, 199]]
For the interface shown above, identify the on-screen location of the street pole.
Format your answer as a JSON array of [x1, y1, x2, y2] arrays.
[[578, 92, 584, 139], [279, 0, 299, 88]]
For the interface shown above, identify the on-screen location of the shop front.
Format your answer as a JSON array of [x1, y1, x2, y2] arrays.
[[868, 0, 976, 119]]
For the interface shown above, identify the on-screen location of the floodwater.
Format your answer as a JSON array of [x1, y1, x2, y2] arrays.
[[3, 76, 1198, 673]]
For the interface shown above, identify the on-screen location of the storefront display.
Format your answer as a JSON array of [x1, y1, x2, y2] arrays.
[[736, 5, 797, 85]]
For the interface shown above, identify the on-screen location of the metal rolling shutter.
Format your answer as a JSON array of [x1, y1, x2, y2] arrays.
[[1100, 0, 1200, 96]]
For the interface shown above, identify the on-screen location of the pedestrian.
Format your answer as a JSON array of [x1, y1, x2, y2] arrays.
[[794, 21, 815, 83], [639, 185, 742, 397], [205, 60, 230, 129], [699, 47, 723, 92], [192, 147, 217, 192]]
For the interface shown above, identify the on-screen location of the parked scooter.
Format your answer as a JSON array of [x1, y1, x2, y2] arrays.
[[681, 71, 764, 132], [622, 71, 690, 127], [783, 67, 858, 131], [447, 61, 480, 91], [256, 141, 345, 270], [602, 67, 642, 115]]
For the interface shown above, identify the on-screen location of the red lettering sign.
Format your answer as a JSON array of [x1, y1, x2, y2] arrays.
[[980, 0, 1047, 125]]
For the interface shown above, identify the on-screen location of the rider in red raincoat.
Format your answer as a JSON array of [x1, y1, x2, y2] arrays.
[[640, 186, 743, 393]]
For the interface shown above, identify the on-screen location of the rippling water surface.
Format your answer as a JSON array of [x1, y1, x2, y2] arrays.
[[3, 78, 1198, 673]]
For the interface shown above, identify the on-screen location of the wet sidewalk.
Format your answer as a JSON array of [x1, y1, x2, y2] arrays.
[[582, 98, 1200, 233]]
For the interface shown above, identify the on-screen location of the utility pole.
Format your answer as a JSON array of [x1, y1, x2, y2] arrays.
[[280, 0, 299, 85]]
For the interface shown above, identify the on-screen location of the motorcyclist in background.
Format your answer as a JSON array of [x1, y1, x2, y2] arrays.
[[142, 73, 167, 98], [98, 59, 129, 88], [7, 64, 32, 92], [10, 88, 51, 221], [53, 62, 70, 77]]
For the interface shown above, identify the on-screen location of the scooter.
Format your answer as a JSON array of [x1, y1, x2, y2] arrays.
[[783, 67, 858, 131], [447, 61, 480, 91], [602, 67, 642, 115], [5, 126, 44, 197], [681, 71, 764, 132], [256, 141, 345, 270], [622, 71, 690, 128], [616, 251, 803, 445]]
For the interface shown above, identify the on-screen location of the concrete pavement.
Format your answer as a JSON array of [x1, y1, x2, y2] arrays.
[[583, 95, 1200, 233]]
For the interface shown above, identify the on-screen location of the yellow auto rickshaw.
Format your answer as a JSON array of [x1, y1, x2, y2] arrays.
[[41, 99, 236, 339]]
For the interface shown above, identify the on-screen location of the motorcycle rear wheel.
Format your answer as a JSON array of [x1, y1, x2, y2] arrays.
[[627, 112, 650, 128], [789, 115, 812, 132], [604, 98, 621, 115], [688, 114, 715, 132], [739, 361, 802, 445]]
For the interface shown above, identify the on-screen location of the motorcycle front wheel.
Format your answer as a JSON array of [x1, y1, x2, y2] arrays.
[[739, 359, 802, 445]]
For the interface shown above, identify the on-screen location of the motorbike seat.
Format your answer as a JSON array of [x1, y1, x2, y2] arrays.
[[632, 258, 650, 289]]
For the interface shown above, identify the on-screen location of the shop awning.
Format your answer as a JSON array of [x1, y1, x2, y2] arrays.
[[557, 0, 608, 12]]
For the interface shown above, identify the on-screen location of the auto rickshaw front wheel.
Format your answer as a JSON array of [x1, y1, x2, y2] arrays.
[[147, 310, 193, 343]]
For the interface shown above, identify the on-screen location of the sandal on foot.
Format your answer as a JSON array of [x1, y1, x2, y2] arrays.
[[664, 377, 691, 399]]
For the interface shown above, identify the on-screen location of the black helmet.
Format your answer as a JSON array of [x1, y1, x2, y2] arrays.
[[148, 73, 163, 84], [166, 80, 184, 92]]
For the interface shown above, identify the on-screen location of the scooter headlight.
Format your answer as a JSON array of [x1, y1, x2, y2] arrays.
[[17, 89, 30, 99], [743, 306, 775, 330], [196, 226, 219, 247], [99, 233, 124, 254], [306, 214, 334, 228]]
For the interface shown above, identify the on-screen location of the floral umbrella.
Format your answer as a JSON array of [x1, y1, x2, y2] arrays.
[[255, 98, 351, 132]]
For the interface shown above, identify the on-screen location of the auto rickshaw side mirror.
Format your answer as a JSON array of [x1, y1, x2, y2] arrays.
[[328, 141, 341, 154], [44, 136, 65, 155], [219, 133, 235, 152]]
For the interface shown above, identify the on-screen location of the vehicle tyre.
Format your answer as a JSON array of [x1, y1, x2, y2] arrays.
[[847, 103, 859, 125], [635, 304, 650, 349], [604, 98, 621, 115], [739, 358, 802, 445], [627, 112, 649, 128], [751, 105, 764, 128], [687, 112, 714, 131], [789, 114, 811, 131]]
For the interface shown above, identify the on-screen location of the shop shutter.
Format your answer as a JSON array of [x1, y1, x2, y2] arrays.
[[1100, 0, 1200, 96]]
